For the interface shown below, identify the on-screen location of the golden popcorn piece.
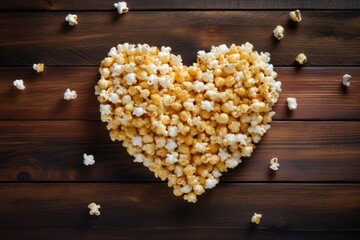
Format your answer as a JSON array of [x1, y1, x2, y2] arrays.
[[251, 213, 262, 224], [33, 63, 44, 73]]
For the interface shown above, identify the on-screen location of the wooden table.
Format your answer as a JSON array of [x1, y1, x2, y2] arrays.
[[0, 1, 359, 239]]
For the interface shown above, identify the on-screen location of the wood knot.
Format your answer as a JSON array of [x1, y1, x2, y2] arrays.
[[17, 171, 31, 181]]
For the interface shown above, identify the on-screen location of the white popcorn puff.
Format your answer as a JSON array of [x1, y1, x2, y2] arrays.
[[274, 81, 282, 92], [181, 185, 192, 194], [269, 157, 280, 171], [212, 168, 222, 178], [88, 202, 101, 216], [133, 107, 146, 117], [124, 63, 135, 73], [33, 63, 44, 73], [174, 165, 183, 177], [342, 74, 351, 87], [193, 81, 206, 93], [134, 153, 144, 163], [202, 70, 214, 82], [166, 152, 179, 164], [205, 175, 218, 189], [65, 14, 78, 26], [251, 213, 262, 224], [183, 193, 197, 203], [225, 157, 240, 169], [124, 73, 137, 85], [170, 55, 183, 66], [224, 64, 235, 74], [13, 79, 25, 90], [295, 53, 307, 65], [132, 136, 143, 147], [83, 153, 95, 166], [193, 142, 209, 153], [109, 93, 121, 103], [159, 76, 172, 88], [289, 10, 302, 22], [219, 148, 231, 161], [63, 88, 77, 100], [273, 25, 284, 40], [224, 134, 237, 146], [165, 139, 177, 151], [146, 74, 158, 86], [236, 134, 247, 145], [168, 126, 178, 137], [158, 64, 170, 74], [218, 44, 229, 54], [287, 97, 297, 110], [100, 104, 112, 115], [201, 100, 214, 112], [114, 2, 129, 14], [183, 98, 195, 111]]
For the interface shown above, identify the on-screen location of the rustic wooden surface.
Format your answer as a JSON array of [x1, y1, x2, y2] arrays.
[[0, 1, 359, 239]]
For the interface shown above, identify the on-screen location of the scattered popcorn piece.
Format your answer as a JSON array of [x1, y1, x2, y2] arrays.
[[13, 79, 25, 90], [33, 63, 44, 73], [64, 88, 77, 100], [289, 10, 302, 22], [251, 213, 262, 224], [83, 153, 95, 166], [114, 1, 129, 14], [65, 14, 78, 26], [273, 25, 284, 40], [88, 202, 101, 216], [295, 53, 307, 65], [287, 97, 297, 110], [342, 74, 351, 87], [269, 157, 279, 171]]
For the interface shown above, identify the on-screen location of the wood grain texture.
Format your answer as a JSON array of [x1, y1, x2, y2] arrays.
[[1, 227, 359, 240], [1, 0, 359, 10], [1, 1, 359, 239], [0, 183, 359, 231], [1, 67, 359, 120], [1, 121, 359, 182], [0, 11, 359, 66]]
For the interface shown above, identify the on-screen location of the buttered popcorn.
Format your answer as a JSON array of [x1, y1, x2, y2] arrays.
[[95, 43, 281, 203], [33, 63, 44, 73], [273, 25, 284, 40]]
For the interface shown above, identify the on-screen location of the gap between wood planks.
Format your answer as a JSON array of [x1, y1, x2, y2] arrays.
[[0, 0, 359, 11]]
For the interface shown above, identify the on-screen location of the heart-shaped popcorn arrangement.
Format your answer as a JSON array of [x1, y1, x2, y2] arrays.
[[95, 43, 281, 203]]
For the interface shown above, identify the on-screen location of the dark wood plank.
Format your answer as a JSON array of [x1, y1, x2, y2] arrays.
[[0, 121, 359, 182], [0, 0, 358, 10], [1, 67, 359, 120], [1, 227, 359, 240], [0, 183, 359, 231], [0, 11, 359, 66]]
